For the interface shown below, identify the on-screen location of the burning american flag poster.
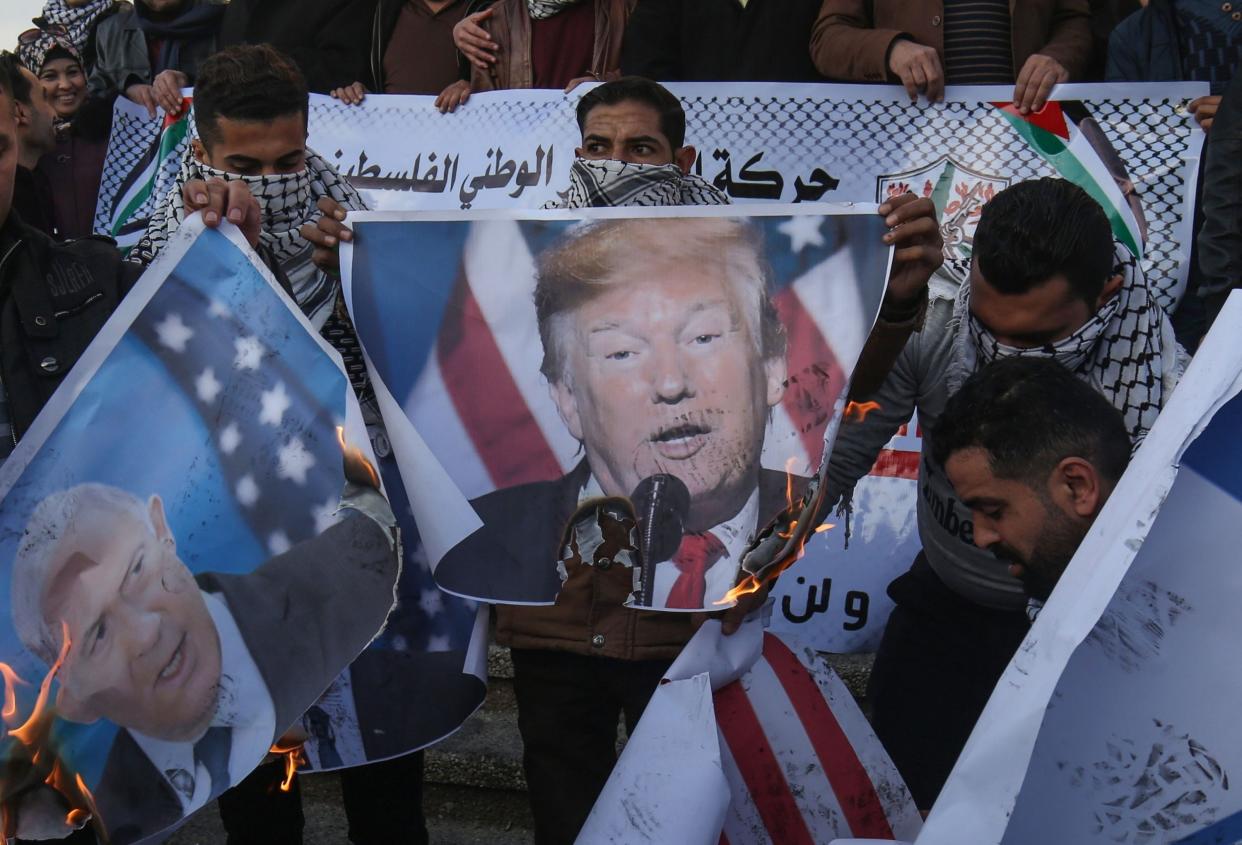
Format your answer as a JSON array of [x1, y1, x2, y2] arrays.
[[578, 616, 922, 844], [910, 294, 1242, 845], [341, 205, 891, 613], [0, 218, 401, 843]]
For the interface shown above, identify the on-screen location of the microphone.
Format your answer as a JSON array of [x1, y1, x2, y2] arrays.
[[629, 474, 690, 606]]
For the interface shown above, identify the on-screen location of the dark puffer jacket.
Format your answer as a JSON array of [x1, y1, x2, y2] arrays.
[[0, 213, 141, 443]]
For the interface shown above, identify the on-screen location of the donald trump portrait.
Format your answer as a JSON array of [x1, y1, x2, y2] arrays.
[[434, 216, 813, 611]]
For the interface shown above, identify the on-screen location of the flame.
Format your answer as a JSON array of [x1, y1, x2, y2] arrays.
[[336, 426, 379, 488], [269, 742, 306, 792], [714, 458, 839, 606], [11, 622, 70, 746], [0, 664, 26, 723], [1, 623, 103, 837], [845, 400, 881, 423]]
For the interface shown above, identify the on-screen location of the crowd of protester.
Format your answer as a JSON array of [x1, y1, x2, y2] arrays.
[[0, 1, 1240, 844]]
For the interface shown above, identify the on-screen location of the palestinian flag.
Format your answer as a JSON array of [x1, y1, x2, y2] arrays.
[[992, 100, 1145, 259], [93, 97, 195, 252]]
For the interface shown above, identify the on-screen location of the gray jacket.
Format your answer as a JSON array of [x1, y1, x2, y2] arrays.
[[88, 0, 225, 100], [826, 269, 1185, 611], [826, 279, 1029, 611]]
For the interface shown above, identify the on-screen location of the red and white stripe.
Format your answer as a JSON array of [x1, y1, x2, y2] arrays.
[[407, 219, 871, 494], [714, 634, 922, 844]]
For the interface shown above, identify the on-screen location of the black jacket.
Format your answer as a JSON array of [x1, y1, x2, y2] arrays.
[[88, 0, 226, 100], [1106, 0, 1184, 85], [620, 0, 824, 82], [219, 0, 376, 93], [0, 213, 141, 445]]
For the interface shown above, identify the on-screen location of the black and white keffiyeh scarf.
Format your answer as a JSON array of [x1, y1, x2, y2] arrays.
[[35, 0, 114, 54], [132, 145, 365, 329], [552, 158, 730, 209], [947, 243, 1186, 443], [527, 0, 584, 19]]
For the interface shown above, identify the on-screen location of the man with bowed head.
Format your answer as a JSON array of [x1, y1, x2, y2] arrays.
[[932, 355, 1132, 609]]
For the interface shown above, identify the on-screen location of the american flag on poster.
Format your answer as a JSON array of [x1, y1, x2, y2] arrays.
[[577, 621, 922, 844], [386, 213, 875, 494], [345, 208, 917, 645], [714, 633, 922, 843]]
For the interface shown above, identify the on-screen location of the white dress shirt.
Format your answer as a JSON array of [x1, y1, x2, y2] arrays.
[[578, 475, 759, 610]]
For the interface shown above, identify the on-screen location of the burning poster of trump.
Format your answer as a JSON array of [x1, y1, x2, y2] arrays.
[[0, 218, 399, 843], [342, 205, 890, 612]]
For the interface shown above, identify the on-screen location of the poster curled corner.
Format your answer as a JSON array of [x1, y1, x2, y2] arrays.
[[576, 671, 728, 845]]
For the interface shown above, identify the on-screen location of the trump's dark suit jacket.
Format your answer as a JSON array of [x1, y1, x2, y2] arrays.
[[434, 459, 809, 606], [90, 510, 397, 845]]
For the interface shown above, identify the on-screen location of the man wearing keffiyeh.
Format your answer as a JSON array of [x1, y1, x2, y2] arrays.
[[824, 176, 1189, 811], [130, 45, 364, 333], [128, 44, 427, 845]]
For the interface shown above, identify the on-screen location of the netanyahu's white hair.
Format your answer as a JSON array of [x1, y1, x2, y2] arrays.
[[11, 483, 153, 667]]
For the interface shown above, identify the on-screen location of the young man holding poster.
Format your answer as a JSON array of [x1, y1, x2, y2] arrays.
[[826, 177, 1186, 810]]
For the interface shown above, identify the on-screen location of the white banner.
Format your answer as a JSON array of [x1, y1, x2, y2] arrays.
[[94, 81, 1205, 650]]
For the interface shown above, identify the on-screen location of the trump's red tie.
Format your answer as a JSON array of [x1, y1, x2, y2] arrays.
[[666, 532, 727, 609]]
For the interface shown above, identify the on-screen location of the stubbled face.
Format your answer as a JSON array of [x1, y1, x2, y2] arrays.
[[946, 447, 1088, 601], [549, 258, 786, 531], [576, 100, 694, 173], [18, 66, 57, 157], [38, 58, 87, 120], [44, 498, 222, 742], [195, 113, 307, 177], [968, 262, 1093, 349]]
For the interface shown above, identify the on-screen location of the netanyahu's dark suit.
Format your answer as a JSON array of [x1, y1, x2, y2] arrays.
[[90, 510, 397, 845]]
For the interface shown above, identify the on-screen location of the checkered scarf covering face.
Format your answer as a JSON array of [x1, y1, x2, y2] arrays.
[[36, 0, 114, 53], [947, 243, 1186, 444], [526, 0, 584, 19], [554, 158, 730, 208], [132, 145, 365, 328]]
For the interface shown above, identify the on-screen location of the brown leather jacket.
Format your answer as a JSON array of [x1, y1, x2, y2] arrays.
[[470, 0, 634, 91], [811, 0, 1092, 84]]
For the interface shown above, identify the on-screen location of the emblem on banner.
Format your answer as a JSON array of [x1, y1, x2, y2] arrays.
[[877, 157, 1010, 283]]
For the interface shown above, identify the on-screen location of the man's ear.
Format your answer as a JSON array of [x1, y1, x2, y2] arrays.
[[12, 100, 31, 129], [148, 494, 175, 552], [549, 377, 583, 442], [191, 137, 207, 165], [1096, 273, 1123, 310], [55, 679, 100, 725], [674, 144, 696, 175], [763, 354, 787, 408], [1049, 457, 1103, 519]]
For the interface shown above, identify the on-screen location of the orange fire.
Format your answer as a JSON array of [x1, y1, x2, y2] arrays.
[[845, 400, 881, 423], [268, 742, 306, 792], [0, 664, 25, 722], [715, 463, 837, 607], [10, 623, 71, 746], [1, 622, 102, 837], [336, 426, 380, 488]]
